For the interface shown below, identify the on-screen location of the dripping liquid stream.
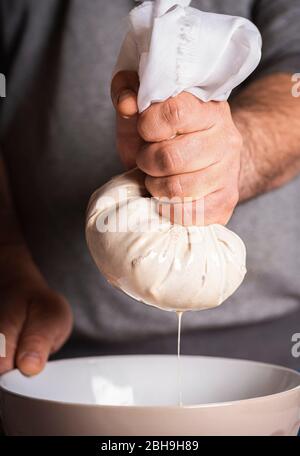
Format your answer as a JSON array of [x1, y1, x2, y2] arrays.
[[176, 311, 183, 407]]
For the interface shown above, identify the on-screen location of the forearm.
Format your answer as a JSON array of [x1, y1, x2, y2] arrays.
[[0, 157, 72, 376], [231, 73, 300, 202]]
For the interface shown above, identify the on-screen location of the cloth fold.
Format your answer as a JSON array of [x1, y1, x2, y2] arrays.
[[114, 0, 262, 111]]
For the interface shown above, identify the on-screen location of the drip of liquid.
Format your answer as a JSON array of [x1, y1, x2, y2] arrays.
[[176, 311, 183, 407]]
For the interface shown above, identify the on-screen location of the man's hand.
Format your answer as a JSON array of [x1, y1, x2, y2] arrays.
[[0, 244, 73, 376], [111, 71, 243, 225]]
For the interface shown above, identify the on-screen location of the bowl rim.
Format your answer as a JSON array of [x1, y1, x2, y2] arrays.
[[0, 354, 299, 410]]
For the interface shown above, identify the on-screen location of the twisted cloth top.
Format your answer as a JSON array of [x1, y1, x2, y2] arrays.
[[114, 0, 262, 111]]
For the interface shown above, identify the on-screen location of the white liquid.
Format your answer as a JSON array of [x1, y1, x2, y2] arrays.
[[176, 311, 183, 407]]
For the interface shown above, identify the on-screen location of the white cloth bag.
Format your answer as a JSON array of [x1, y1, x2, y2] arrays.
[[86, 1, 262, 311]]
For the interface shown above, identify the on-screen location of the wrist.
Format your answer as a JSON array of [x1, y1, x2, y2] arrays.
[[231, 109, 265, 202]]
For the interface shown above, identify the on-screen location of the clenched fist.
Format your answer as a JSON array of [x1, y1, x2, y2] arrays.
[[111, 71, 243, 225]]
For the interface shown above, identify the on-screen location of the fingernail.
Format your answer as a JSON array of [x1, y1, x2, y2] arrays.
[[118, 90, 134, 119], [118, 89, 133, 104]]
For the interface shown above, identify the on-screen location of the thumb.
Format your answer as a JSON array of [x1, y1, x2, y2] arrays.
[[111, 70, 139, 118], [16, 291, 73, 376]]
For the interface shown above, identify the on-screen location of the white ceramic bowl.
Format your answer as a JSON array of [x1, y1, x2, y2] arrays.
[[0, 355, 299, 436]]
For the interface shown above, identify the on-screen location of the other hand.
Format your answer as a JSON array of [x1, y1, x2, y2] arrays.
[[0, 244, 73, 376]]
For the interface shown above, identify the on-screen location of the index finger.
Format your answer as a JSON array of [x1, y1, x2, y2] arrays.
[[0, 295, 26, 374], [137, 92, 227, 142]]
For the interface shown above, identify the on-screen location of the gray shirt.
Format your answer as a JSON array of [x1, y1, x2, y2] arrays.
[[1, 0, 300, 343]]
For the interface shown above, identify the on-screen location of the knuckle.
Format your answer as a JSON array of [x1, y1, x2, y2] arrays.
[[156, 144, 178, 175], [161, 97, 184, 124], [164, 176, 184, 199]]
